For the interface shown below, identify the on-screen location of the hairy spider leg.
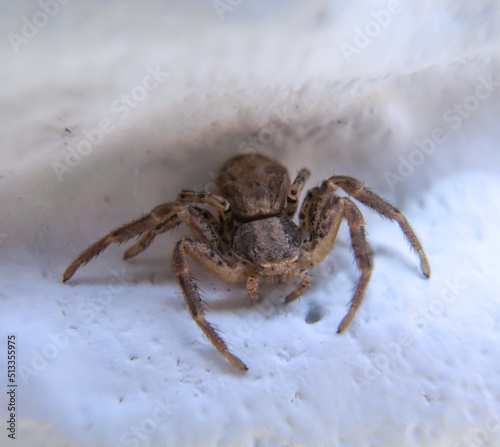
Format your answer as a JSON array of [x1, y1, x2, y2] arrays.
[[63, 203, 221, 282], [124, 205, 221, 260], [177, 190, 234, 249], [328, 175, 431, 278], [297, 181, 373, 332], [172, 236, 248, 370], [283, 168, 311, 219]]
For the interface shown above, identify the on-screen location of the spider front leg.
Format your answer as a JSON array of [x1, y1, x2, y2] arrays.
[[177, 190, 233, 248], [172, 236, 248, 370], [124, 227, 173, 260], [63, 203, 220, 282], [336, 197, 373, 333], [284, 269, 311, 304], [123, 190, 231, 261], [328, 175, 431, 278], [246, 276, 261, 303], [283, 168, 311, 218], [123, 206, 220, 260], [298, 182, 373, 332], [63, 203, 177, 282]]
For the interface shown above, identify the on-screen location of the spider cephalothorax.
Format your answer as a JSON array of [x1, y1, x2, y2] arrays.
[[63, 153, 430, 370], [232, 217, 303, 278]]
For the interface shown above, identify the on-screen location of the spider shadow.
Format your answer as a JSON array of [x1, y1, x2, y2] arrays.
[[61, 255, 177, 287], [192, 345, 250, 376], [122, 256, 178, 283], [370, 243, 420, 275], [206, 281, 297, 315], [318, 234, 422, 278], [63, 255, 258, 313], [205, 292, 251, 312]]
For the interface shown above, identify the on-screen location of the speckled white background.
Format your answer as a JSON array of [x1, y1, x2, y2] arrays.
[[1, 1, 500, 446]]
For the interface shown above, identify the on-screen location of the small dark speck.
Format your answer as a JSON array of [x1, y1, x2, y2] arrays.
[[104, 196, 110, 203], [147, 356, 151, 360], [61, 310, 66, 317], [129, 356, 136, 361], [119, 397, 123, 403], [64, 128, 72, 135]]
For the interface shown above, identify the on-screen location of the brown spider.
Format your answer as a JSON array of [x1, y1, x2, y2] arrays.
[[63, 153, 430, 370]]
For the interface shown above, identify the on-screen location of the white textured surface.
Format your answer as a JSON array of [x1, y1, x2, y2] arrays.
[[1, 1, 500, 446]]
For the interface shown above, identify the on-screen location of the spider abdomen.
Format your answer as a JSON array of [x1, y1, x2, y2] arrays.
[[215, 154, 290, 221]]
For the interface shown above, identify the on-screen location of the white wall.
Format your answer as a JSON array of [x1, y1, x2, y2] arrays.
[[1, 1, 500, 446]]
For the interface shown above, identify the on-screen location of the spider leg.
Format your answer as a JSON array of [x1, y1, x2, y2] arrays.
[[177, 191, 233, 248], [124, 229, 159, 260], [283, 168, 311, 219], [298, 183, 373, 332], [299, 182, 344, 265], [298, 187, 319, 246], [172, 236, 248, 370], [337, 197, 373, 333], [284, 269, 311, 304], [123, 226, 172, 260], [124, 205, 221, 260], [246, 275, 261, 303], [63, 203, 220, 282], [328, 175, 430, 278]]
